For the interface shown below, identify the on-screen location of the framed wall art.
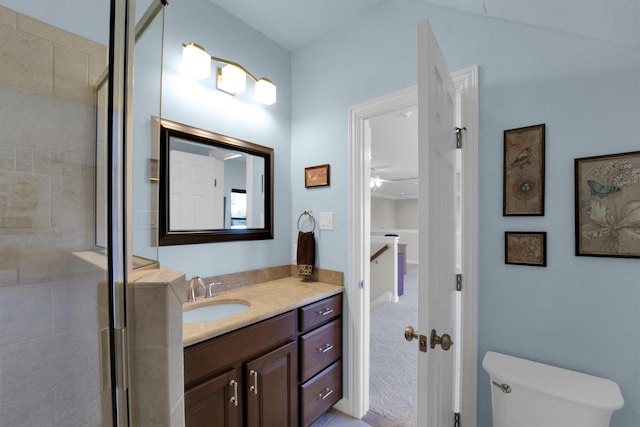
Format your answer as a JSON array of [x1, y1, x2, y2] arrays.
[[505, 231, 547, 267], [503, 124, 545, 216], [575, 150, 640, 258], [305, 164, 330, 188]]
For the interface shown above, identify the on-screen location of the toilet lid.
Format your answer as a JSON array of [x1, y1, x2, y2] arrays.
[[483, 351, 624, 410]]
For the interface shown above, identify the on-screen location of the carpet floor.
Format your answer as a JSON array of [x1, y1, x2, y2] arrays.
[[369, 263, 418, 426]]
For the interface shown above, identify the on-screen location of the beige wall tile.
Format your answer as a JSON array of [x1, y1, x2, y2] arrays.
[[0, 389, 55, 427], [0, 25, 53, 95], [134, 347, 172, 426], [0, 9, 105, 426], [52, 276, 99, 334], [53, 43, 92, 103], [170, 397, 186, 427], [133, 285, 169, 347], [16, 13, 104, 55], [0, 5, 17, 28], [0, 283, 51, 345], [8, 173, 50, 228], [0, 335, 58, 402], [55, 379, 101, 426], [0, 144, 15, 158], [0, 158, 15, 171], [89, 50, 108, 86], [15, 159, 32, 173], [33, 148, 51, 174]]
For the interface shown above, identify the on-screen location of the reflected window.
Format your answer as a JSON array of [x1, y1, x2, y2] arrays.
[[230, 189, 247, 229]]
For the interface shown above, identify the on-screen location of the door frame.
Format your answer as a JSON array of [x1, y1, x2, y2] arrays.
[[344, 66, 478, 424]]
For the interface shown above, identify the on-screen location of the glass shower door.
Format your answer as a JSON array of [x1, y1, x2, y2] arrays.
[[0, 1, 132, 425]]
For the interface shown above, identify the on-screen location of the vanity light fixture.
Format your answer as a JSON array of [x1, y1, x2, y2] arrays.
[[182, 42, 277, 105]]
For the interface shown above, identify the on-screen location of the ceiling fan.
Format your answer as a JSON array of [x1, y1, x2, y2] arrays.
[[370, 174, 418, 190]]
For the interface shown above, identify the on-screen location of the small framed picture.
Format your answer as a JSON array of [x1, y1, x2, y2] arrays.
[[575, 150, 640, 258], [505, 231, 547, 267], [305, 164, 330, 188], [503, 124, 545, 216]]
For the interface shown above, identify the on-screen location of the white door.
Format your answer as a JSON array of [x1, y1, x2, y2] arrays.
[[417, 19, 457, 426], [170, 150, 223, 230]]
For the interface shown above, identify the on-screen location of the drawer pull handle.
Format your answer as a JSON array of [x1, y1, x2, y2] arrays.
[[229, 379, 239, 406], [317, 343, 334, 353], [318, 388, 334, 400], [317, 308, 334, 316], [249, 370, 258, 395]]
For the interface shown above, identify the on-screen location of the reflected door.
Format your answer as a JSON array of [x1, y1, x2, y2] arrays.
[[170, 150, 224, 230]]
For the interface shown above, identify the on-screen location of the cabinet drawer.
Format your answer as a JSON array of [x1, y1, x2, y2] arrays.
[[299, 293, 342, 333], [185, 311, 296, 388], [300, 360, 342, 427], [299, 319, 342, 382]]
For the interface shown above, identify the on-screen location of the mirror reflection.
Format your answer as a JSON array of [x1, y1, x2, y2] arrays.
[[168, 137, 265, 230], [158, 119, 273, 245]]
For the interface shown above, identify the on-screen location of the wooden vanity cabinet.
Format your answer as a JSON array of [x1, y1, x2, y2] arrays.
[[184, 293, 343, 427], [184, 311, 297, 427]]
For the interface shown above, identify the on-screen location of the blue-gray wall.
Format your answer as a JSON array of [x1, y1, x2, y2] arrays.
[[290, 1, 640, 426], [154, 0, 293, 278]]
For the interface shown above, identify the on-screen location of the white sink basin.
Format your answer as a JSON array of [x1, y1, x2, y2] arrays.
[[183, 301, 250, 324]]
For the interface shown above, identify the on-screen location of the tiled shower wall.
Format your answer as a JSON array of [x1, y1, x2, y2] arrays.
[[0, 6, 108, 426]]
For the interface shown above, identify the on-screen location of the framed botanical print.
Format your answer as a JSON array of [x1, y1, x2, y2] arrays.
[[575, 151, 640, 258], [505, 232, 547, 267], [503, 124, 545, 216]]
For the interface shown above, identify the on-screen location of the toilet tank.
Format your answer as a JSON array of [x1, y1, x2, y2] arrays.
[[482, 351, 624, 427]]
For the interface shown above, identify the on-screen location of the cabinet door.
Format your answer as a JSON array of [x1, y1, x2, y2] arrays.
[[245, 341, 298, 427], [185, 368, 241, 427]]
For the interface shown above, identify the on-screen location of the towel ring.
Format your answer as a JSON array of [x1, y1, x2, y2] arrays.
[[297, 210, 316, 233]]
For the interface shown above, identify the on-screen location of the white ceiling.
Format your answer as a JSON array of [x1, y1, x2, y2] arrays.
[[208, 0, 640, 52], [207, 0, 638, 199]]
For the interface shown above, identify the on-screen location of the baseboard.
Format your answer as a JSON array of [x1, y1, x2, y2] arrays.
[[370, 291, 397, 310], [332, 398, 351, 417]]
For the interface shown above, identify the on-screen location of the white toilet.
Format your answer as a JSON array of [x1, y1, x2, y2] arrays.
[[482, 351, 624, 427]]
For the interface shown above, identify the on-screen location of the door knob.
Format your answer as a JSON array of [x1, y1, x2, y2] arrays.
[[404, 326, 427, 352], [430, 329, 453, 350], [404, 326, 419, 342]]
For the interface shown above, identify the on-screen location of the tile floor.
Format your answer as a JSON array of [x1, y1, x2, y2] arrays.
[[310, 409, 402, 427]]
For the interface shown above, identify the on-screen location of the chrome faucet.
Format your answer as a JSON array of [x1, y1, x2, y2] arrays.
[[187, 276, 205, 302], [206, 282, 220, 298]]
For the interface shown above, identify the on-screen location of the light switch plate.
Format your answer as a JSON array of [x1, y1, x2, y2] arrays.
[[319, 212, 334, 230]]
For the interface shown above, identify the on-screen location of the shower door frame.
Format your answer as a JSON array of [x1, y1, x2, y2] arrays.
[[105, 0, 136, 424]]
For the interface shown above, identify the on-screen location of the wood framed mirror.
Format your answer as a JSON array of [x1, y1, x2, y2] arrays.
[[157, 119, 273, 245]]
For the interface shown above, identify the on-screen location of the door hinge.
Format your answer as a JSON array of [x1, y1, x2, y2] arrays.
[[114, 327, 129, 393], [456, 274, 462, 291], [454, 412, 460, 427], [455, 127, 466, 149]]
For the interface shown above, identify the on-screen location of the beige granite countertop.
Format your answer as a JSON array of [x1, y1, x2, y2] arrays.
[[183, 276, 343, 347]]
